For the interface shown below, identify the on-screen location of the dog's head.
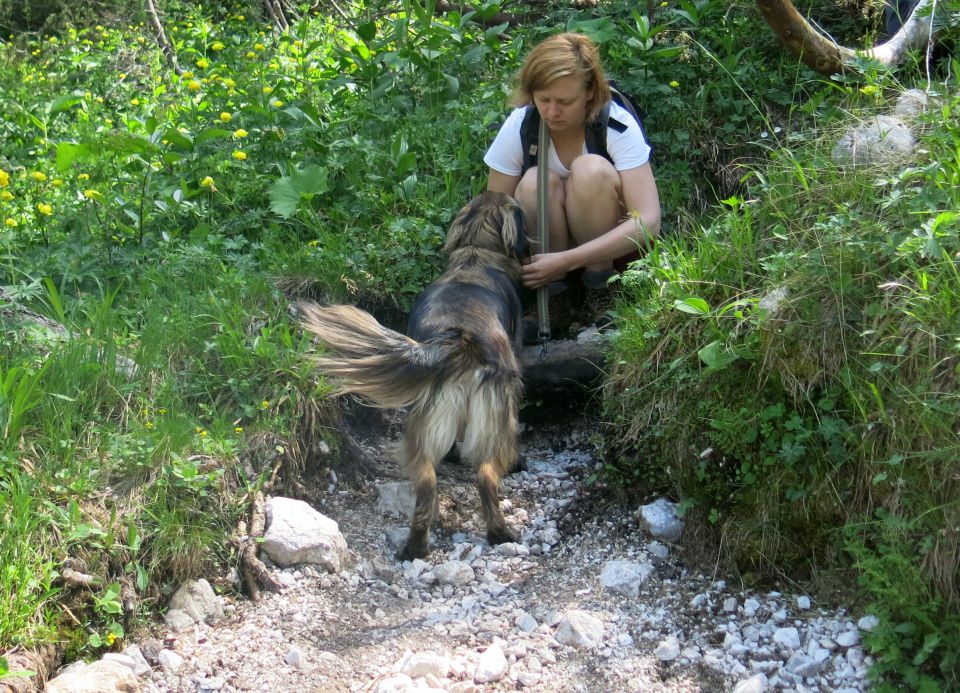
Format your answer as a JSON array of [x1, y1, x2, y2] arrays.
[[443, 191, 529, 262]]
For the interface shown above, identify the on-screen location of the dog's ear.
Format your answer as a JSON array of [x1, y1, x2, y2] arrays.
[[501, 201, 529, 260], [443, 198, 476, 255]]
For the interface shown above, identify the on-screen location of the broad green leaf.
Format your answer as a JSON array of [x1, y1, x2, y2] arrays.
[[698, 340, 737, 371], [55, 142, 91, 172], [195, 128, 234, 145], [674, 297, 710, 315]]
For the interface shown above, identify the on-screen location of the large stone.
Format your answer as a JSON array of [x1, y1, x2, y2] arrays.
[[554, 610, 604, 649], [474, 642, 508, 684], [599, 560, 654, 598], [832, 115, 916, 168], [164, 578, 224, 631], [46, 659, 141, 692], [638, 498, 684, 542], [262, 496, 348, 571]]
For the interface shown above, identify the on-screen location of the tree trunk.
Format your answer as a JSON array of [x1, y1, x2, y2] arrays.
[[755, 0, 937, 75]]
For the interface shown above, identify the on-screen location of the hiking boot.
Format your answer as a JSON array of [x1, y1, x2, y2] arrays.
[[580, 269, 618, 331], [582, 285, 617, 331], [522, 281, 575, 344]]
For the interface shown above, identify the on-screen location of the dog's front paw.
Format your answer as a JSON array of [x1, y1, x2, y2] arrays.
[[396, 537, 429, 562], [487, 525, 519, 546]]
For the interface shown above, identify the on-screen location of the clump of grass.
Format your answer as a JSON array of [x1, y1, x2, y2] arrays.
[[605, 90, 960, 686]]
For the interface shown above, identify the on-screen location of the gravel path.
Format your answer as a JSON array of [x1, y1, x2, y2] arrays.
[[136, 425, 875, 693]]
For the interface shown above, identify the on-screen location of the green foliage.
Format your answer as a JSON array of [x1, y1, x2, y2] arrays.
[[0, 1, 955, 686], [605, 85, 960, 688]]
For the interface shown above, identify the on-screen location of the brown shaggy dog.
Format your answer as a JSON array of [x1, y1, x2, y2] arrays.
[[299, 191, 528, 560]]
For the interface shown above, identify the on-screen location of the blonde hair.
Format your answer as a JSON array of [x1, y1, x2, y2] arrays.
[[513, 33, 611, 123]]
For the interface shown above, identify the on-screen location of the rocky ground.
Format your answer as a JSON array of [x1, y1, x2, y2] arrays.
[[47, 420, 878, 693]]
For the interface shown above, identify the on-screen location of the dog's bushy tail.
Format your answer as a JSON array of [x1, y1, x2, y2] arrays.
[[298, 301, 517, 411]]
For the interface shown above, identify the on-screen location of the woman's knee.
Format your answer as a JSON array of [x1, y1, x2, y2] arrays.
[[515, 167, 565, 212], [567, 155, 620, 202]]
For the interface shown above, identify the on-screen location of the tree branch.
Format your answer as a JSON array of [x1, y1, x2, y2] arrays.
[[755, 0, 937, 75]]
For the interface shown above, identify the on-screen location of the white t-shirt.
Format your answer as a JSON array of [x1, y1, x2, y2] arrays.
[[484, 101, 651, 179]]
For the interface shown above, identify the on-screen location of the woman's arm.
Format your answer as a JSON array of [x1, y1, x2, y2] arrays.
[[521, 163, 661, 287], [487, 169, 521, 196]]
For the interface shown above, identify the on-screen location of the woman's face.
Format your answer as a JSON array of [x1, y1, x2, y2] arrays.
[[532, 74, 593, 135]]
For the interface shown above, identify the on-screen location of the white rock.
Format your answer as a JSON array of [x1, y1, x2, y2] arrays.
[[474, 642, 507, 683], [284, 646, 303, 668], [637, 498, 684, 542], [796, 595, 811, 610], [46, 659, 140, 693], [263, 497, 348, 571], [836, 630, 860, 648], [554, 610, 605, 649], [157, 649, 183, 673], [733, 673, 768, 692], [119, 645, 152, 677], [742, 598, 761, 617], [372, 673, 414, 693], [164, 578, 224, 631], [403, 650, 449, 679], [894, 88, 930, 119], [773, 626, 802, 650], [599, 560, 654, 598], [785, 652, 822, 677], [654, 635, 682, 662], [432, 560, 475, 586], [857, 614, 880, 632], [832, 115, 916, 168]]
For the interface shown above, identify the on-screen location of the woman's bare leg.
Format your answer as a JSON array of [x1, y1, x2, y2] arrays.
[[564, 155, 622, 272]]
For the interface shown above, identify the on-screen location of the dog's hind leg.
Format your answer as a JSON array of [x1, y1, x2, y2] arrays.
[[397, 447, 437, 562], [463, 386, 520, 547], [395, 407, 458, 562]]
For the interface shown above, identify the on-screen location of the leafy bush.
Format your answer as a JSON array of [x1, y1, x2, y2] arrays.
[[604, 89, 960, 687]]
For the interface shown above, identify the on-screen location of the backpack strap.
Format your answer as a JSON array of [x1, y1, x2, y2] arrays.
[[519, 106, 541, 176]]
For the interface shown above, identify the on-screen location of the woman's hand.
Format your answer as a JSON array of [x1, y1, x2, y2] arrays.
[[522, 252, 571, 289]]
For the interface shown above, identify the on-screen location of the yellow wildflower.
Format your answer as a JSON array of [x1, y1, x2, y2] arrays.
[[4, 218, 18, 228], [860, 84, 878, 96], [187, 80, 201, 91], [234, 426, 244, 433], [37, 202, 53, 216], [254, 43, 266, 52], [212, 41, 225, 51], [262, 86, 273, 95], [233, 128, 248, 138], [219, 111, 232, 122], [200, 176, 215, 188], [0, 169, 9, 187], [271, 99, 284, 108], [223, 78, 236, 89], [78, 172, 90, 180], [30, 171, 47, 182], [105, 632, 117, 646], [130, 98, 140, 106], [52, 179, 63, 187], [1, 191, 12, 201], [232, 150, 247, 161], [181, 70, 194, 78], [669, 80, 679, 88], [83, 189, 101, 199], [246, 51, 256, 59], [196, 58, 209, 69]]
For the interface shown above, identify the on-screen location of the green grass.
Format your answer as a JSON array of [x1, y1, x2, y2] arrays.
[[605, 90, 960, 687], [1, 1, 957, 689]]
